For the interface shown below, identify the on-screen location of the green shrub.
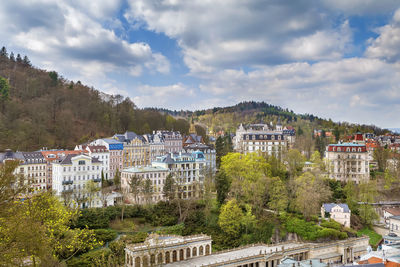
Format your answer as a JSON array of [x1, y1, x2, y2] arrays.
[[320, 220, 342, 230], [157, 223, 185, 235], [120, 232, 148, 244], [94, 229, 118, 244], [67, 248, 112, 267]]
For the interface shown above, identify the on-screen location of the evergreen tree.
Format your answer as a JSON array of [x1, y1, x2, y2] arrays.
[[215, 136, 224, 169], [215, 170, 230, 205], [163, 173, 176, 202], [128, 175, 141, 203], [9, 52, 15, 61], [22, 55, 31, 66], [0, 47, 7, 57], [16, 53, 22, 63]]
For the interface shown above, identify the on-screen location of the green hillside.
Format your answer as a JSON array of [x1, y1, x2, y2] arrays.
[[0, 48, 189, 151]]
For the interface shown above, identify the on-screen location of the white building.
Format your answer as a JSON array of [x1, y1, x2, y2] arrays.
[[389, 216, 400, 235], [234, 123, 287, 157], [52, 153, 103, 208], [383, 208, 400, 227], [183, 144, 216, 173], [321, 203, 351, 227], [152, 151, 206, 199], [90, 138, 123, 180], [121, 166, 169, 204], [325, 143, 370, 184], [75, 145, 110, 179]]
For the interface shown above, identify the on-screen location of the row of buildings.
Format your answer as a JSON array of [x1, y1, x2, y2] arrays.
[[1, 129, 216, 208]]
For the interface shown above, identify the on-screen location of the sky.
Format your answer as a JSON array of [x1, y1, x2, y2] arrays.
[[1, 0, 400, 128]]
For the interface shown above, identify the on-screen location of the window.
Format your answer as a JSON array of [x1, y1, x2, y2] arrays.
[[78, 160, 85, 165]]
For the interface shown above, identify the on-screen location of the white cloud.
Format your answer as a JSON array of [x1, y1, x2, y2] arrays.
[[365, 8, 400, 62], [133, 83, 196, 109], [125, 0, 351, 73], [198, 58, 400, 127], [0, 0, 170, 89]]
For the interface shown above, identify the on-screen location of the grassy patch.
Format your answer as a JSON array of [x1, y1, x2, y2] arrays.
[[357, 227, 382, 247], [109, 218, 136, 232]]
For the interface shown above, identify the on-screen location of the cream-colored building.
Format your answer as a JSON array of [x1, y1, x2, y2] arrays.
[[0, 150, 47, 193], [325, 143, 369, 184], [125, 235, 369, 267], [234, 123, 286, 157], [321, 203, 351, 227], [52, 153, 103, 208], [152, 151, 206, 199], [121, 166, 169, 204]]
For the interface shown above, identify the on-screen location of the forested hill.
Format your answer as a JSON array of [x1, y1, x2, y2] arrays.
[[148, 101, 388, 137], [0, 48, 189, 151]]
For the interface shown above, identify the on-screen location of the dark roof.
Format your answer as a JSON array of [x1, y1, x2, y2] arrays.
[[0, 149, 24, 162], [57, 154, 101, 165], [323, 203, 350, 213]]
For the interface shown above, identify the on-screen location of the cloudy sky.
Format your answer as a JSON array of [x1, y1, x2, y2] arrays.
[[1, 0, 400, 128]]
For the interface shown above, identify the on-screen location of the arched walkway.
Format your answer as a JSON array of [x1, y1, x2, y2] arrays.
[[135, 257, 141, 267], [180, 249, 184, 260], [206, 244, 211, 255], [157, 253, 163, 264], [143, 255, 149, 267], [173, 250, 177, 262], [165, 251, 170, 263], [186, 247, 191, 258], [199, 245, 204, 255], [192, 247, 197, 257]]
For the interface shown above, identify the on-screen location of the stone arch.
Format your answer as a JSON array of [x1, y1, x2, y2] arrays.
[[199, 245, 204, 255], [135, 256, 141, 267], [192, 246, 197, 257], [165, 251, 170, 264], [150, 254, 155, 265], [143, 255, 149, 267], [179, 249, 184, 260], [186, 247, 191, 258], [206, 244, 211, 255], [157, 253, 163, 264], [172, 250, 178, 262]]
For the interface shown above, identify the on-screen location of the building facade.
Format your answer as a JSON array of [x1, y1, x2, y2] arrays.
[[75, 145, 110, 179], [183, 144, 216, 173], [0, 150, 47, 193], [161, 131, 183, 153], [152, 151, 206, 199], [143, 132, 166, 162], [325, 143, 370, 183], [234, 123, 287, 157], [52, 153, 103, 208], [321, 203, 351, 227], [90, 138, 123, 179], [125, 235, 369, 267], [121, 166, 169, 204]]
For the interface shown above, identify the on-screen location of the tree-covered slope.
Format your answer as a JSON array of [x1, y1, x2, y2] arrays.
[[0, 48, 189, 151]]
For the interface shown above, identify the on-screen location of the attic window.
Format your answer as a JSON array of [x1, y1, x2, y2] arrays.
[[78, 160, 85, 165]]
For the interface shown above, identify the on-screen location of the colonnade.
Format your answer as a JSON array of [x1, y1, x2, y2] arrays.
[[126, 243, 211, 267]]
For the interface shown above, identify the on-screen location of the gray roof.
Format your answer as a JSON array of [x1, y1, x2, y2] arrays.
[[0, 149, 24, 162], [323, 203, 350, 213], [57, 154, 101, 165], [103, 138, 123, 144]]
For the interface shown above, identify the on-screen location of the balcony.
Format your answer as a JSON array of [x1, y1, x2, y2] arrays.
[[93, 178, 102, 183], [62, 180, 73, 185]]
